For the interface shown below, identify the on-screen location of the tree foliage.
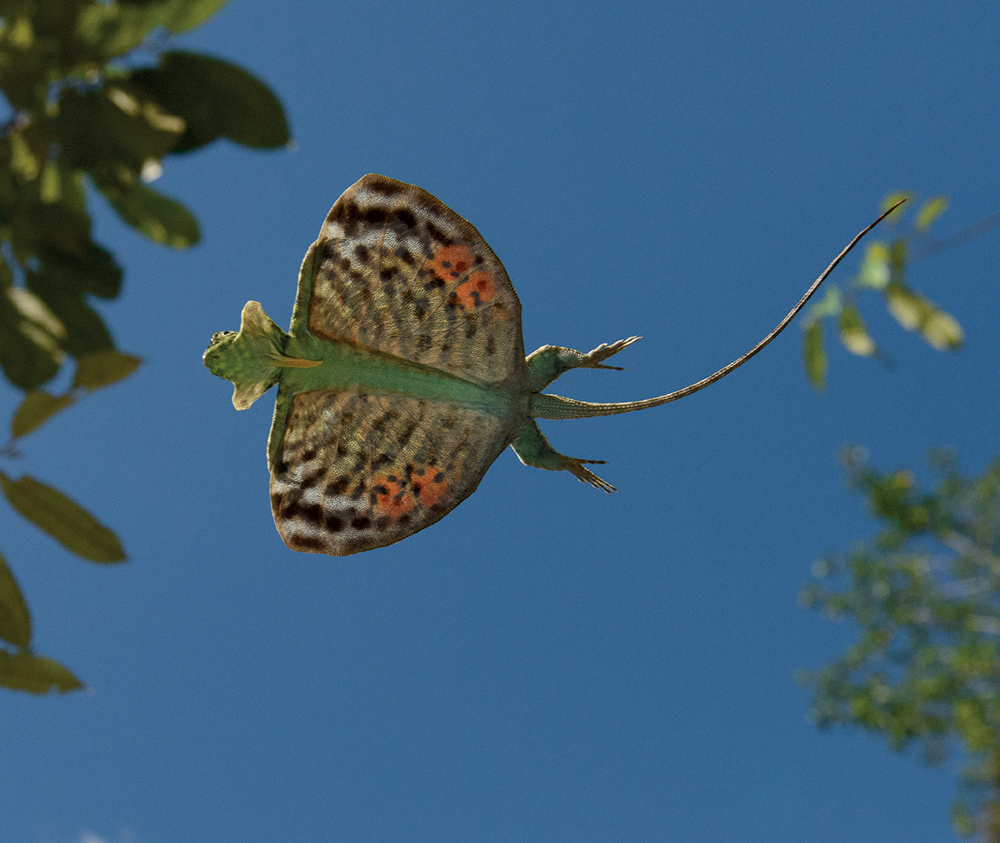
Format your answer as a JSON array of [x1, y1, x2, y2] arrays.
[[800, 193, 964, 390], [0, 0, 289, 693], [801, 450, 1000, 840]]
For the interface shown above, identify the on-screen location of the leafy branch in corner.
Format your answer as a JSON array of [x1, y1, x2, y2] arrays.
[[0, 0, 290, 693]]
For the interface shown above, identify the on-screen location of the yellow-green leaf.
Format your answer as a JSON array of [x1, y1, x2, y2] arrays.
[[0, 550, 31, 649], [808, 284, 842, 320], [881, 192, 911, 222], [161, 0, 232, 33], [885, 283, 922, 331], [915, 196, 948, 232], [11, 390, 75, 438], [885, 283, 964, 351], [857, 242, 890, 290], [838, 304, 876, 357], [0, 651, 83, 694], [923, 308, 964, 351], [72, 350, 142, 390], [0, 473, 126, 563], [803, 320, 827, 391]]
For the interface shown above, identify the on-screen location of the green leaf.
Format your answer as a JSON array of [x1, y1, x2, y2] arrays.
[[856, 242, 891, 290], [803, 320, 827, 391], [0, 288, 62, 390], [26, 242, 123, 300], [881, 192, 912, 222], [0, 550, 31, 649], [0, 473, 127, 563], [0, 650, 83, 694], [160, 0, 232, 32], [11, 390, 75, 438], [76, 0, 164, 59], [885, 283, 964, 351], [807, 284, 842, 320], [922, 308, 964, 351], [93, 177, 200, 248], [56, 86, 184, 173], [22, 282, 114, 358], [838, 304, 876, 357], [915, 196, 948, 232], [72, 349, 142, 389], [131, 51, 290, 152]]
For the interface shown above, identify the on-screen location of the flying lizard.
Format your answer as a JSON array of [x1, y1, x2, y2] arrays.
[[204, 174, 899, 555]]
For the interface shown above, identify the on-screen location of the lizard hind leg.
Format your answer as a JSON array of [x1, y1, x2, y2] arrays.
[[511, 420, 618, 493]]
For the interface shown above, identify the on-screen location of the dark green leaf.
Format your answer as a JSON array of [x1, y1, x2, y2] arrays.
[[11, 390, 75, 438], [0, 550, 31, 649], [29, 242, 123, 300], [0, 289, 62, 390], [56, 86, 184, 173], [0, 650, 83, 694], [93, 177, 200, 248], [73, 350, 142, 389], [131, 51, 290, 152], [23, 281, 114, 357], [803, 320, 826, 391], [0, 473, 127, 563]]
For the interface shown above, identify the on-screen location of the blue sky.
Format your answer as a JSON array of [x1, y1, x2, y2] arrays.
[[3, 1, 999, 841]]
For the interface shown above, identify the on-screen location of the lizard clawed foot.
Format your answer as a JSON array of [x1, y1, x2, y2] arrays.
[[580, 336, 642, 370], [562, 456, 618, 494]]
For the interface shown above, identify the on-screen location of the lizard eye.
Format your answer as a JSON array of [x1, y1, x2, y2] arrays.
[[211, 330, 235, 343]]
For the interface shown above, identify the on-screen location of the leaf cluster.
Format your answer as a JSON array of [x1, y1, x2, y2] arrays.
[[801, 194, 964, 390], [800, 450, 1000, 838], [0, 0, 289, 693]]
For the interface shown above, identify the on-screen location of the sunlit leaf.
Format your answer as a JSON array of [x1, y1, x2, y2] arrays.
[[72, 350, 142, 389], [0, 473, 127, 563], [856, 242, 891, 290], [803, 320, 827, 391], [838, 304, 876, 357], [131, 51, 290, 152], [922, 308, 964, 351], [93, 177, 200, 248], [11, 390, 75, 438], [885, 283, 963, 351], [0, 651, 83, 694], [76, 0, 162, 59], [915, 196, 948, 232], [885, 283, 922, 331], [0, 550, 31, 649]]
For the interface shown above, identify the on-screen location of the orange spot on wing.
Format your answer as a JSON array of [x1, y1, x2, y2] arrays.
[[374, 476, 416, 521], [413, 468, 452, 508], [454, 270, 497, 308], [428, 245, 475, 280]]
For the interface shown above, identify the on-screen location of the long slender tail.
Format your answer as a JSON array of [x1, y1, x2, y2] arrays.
[[532, 200, 905, 421]]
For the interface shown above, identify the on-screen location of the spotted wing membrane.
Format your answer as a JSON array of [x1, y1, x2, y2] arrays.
[[272, 175, 528, 554]]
